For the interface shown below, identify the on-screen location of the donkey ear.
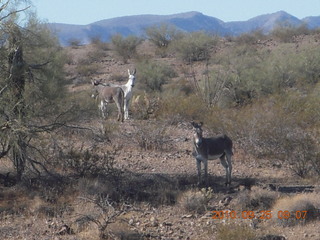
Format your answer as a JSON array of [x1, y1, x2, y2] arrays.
[[128, 69, 131, 75], [132, 68, 136, 75], [191, 121, 196, 127]]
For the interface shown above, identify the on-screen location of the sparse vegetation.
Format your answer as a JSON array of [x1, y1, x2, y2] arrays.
[[1, 5, 320, 239]]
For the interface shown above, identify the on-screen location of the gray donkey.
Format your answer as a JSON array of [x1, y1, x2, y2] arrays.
[[92, 80, 124, 122], [191, 121, 233, 187]]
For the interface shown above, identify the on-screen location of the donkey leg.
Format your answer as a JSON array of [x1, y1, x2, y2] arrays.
[[203, 159, 209, 187], [220, 155, 231, 186], [100, 100, 107, 119], [115, 98, 123, 122], [195, 157, 202, 186], [124, 98, 130, 120], [226, 153, 232, 185]]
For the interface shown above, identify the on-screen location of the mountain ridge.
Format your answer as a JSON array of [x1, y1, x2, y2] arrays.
[[47, 11, 320, 46]]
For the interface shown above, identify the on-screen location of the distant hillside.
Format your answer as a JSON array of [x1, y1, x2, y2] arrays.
[[47, 11, 320, 46]]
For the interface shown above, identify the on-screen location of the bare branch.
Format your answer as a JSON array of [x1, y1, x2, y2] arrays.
[[0, 145, 11, 159], [0, 84, 9, 96], [0, 5, 31, 22], [29, 61, 51, 70], [0, 1, 10, 13]]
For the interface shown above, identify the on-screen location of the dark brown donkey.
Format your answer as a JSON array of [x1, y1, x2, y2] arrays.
[[191, 121, 233, 187]]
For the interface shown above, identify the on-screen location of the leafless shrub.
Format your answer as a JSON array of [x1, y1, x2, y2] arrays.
[[132, 121, 170, 151], [178, 188, 213, 214], [74, 195, 129, 239], [60, 147, 116, 177]]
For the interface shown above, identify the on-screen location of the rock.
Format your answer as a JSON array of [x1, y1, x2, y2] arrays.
[[56, 224, 73, 235], [259, 234, 286, 240], [150, 216, 158, 227]]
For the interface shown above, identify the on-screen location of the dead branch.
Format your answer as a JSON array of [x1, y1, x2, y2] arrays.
[[0, 5, 31, 22]]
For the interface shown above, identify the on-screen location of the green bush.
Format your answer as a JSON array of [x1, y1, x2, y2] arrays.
[[137, 60, 177, 92], [111, 34, 142, 63], [271, 24, 311, 43], [234, 29, 266, 45], [172, 31, 217, 62], [157, 92, 208, 123], [145, 23, 182, 57]]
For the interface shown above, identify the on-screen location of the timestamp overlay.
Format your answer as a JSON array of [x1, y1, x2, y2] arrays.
[[211, 210, 308, 220]]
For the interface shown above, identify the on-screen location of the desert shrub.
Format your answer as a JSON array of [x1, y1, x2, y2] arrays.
[[203, 89, 320, 178], [87, 49, 107, 63], [0, 14, 74, 180], [179, 188, 213, 214], [92, 38, 110, 52], [108, 73, 127, 83], [272, 193, 320, 226], [216, 222, 256, 240], [76, 62, 100, 76], [156, 92, 208, 124], [281, 129, 317, 177], [136, 59, 177, 92], [190, 67, 234, 107], [145, 23, 182, 57], [235, 29, 266, 45], [172, 31, 217, 62], [68, 38, 82, 47], [131, 121, 170, 151], [231, 187, 278, 211], [111, 34, 142, 63], [271, 24, 311, 43], [131, 92, 159, 120], [208, 39, 320, 106], [59, 147, 115, 177]]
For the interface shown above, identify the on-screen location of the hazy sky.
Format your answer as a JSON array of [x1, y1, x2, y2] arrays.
[[33, 0, 320, 25]]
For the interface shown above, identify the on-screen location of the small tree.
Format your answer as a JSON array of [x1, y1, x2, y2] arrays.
[[172, 31, 217, 62], [0, 3, 69, 181], [111, 34, 142, 63], [145, 23, 182, 56], [137, 60, 177, 92]]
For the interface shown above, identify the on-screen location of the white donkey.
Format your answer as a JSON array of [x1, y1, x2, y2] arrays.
[[191, 121, 233, 187], [102, 69, 136, 120]]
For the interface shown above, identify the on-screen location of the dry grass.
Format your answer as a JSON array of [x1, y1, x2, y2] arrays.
[[216, 221, 257, 240], [271, 193, 320, 226], [230, 186, 279, 211], [178, 188, 213, 214]]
